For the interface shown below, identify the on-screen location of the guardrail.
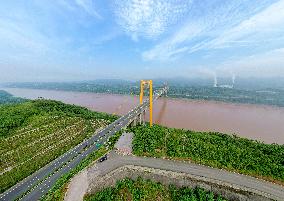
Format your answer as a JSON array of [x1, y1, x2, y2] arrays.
[[0, 86, 168, 201]]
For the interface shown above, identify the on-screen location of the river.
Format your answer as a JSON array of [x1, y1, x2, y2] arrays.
[[3, 88, 284, 144]]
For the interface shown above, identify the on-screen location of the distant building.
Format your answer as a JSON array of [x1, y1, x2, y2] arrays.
[[219, 84, 233, 89], [213, 74, 235, 89]]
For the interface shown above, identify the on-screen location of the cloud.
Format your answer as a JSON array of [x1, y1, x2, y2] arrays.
[[208, 0, 284, 49], [74, 0, 102, 18], [217, 48, 284, 77], [112, 0, 192, 39], [0, 17, 51, 62], [142, 22, 204, 60], [142, 0, 284, 61], [0, 0, 106, 62], [1, 0, 283, 81]]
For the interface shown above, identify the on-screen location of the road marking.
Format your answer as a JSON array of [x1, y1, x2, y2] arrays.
[[2, 90, 165, 200]]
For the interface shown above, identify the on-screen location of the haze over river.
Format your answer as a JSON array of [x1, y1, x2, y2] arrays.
[[3, 88, 284, 144]]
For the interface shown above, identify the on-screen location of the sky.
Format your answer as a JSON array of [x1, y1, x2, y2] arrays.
[[0, 0, 284, 82]]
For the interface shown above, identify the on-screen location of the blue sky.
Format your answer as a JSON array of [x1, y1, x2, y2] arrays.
[[0, 0, 284, 82]]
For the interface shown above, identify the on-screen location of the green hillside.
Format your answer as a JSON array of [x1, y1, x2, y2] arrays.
[[131, 125, 284, 184], [0, 100, 116, 193], [0, 90, 25, 105]]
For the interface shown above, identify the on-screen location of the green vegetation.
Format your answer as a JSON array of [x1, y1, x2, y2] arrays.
[[84, 177, 226, 201], [0, 100, 116, 193], [0, 90, 25, 105], [4, 80, 141, 95], [130, 125, 284, 183], [42, 131, 123, 201], [0, 99, 115, 138], [168, 86, 284, 107]]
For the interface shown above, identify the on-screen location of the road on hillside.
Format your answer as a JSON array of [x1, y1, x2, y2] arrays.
[[85, 151, 284, 201], [0, 97, 156, 201], [0, 103, 146, 200]]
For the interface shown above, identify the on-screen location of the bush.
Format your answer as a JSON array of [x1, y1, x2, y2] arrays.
[[84, 177, 226, 201], [130, 124, 284, 183]]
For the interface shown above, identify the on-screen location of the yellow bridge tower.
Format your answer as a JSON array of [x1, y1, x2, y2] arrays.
[[139, 80, 153, 127]]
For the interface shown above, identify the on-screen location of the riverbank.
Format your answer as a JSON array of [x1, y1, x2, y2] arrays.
[[2, 87, 284, 144]]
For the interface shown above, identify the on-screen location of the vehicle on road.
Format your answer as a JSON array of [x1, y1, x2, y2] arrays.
[[99, 155, 108, 162]]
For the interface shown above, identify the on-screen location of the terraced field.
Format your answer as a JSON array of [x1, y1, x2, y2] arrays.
[[0, 100, 114, 193]]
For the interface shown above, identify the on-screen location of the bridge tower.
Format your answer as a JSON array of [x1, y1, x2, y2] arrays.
[[140, 80, 153, 127]]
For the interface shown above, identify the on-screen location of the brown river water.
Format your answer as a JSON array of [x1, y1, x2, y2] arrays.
[[3, 88, 284, 144]]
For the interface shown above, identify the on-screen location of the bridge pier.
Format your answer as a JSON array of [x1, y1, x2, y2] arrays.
[[129, 109, 146, 128], [130, 116, 138, 128], [139, 113, 142, 125], [130, 119, 136, 127]]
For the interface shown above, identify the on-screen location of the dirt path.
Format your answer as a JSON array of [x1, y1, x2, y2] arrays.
[[64, 133, 284, 201], [64, 169, 89, 201]]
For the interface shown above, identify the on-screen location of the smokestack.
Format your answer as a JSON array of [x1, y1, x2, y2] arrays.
[[214, 73, 217, 87], [232, 74, 235, 88]]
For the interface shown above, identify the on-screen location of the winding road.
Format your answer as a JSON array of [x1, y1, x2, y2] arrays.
[[2, 86, 283, 201], [81, 151, 284, 201]]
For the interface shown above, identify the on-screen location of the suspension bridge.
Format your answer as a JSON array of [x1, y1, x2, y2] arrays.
[[0, 81, 168, 201]]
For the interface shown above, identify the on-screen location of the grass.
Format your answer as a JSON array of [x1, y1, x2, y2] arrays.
[[130, 124, 284, 184], [0, 99, 116, 193], [84, 177, 226, 201]]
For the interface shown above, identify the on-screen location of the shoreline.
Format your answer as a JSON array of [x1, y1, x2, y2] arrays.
[[2, 87, 284, 111], [2, 87, 284, 145]]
